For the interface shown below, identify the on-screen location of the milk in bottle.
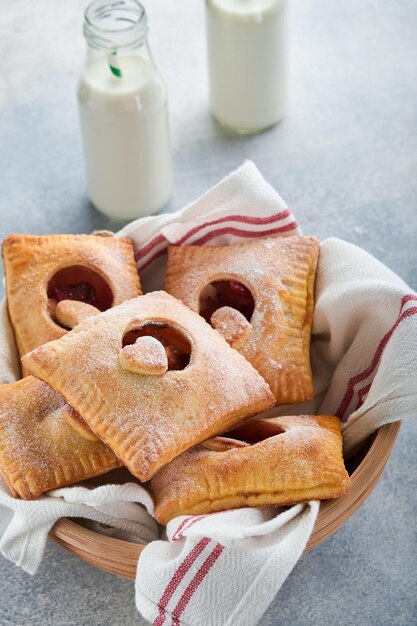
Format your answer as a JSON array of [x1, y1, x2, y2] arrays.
[[206, 0, 288, 133], [78, 0, 172, 220]]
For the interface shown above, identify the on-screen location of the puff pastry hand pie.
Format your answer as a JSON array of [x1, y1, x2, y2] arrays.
[[164, 236, 319, 404], [0, 377, 121, 499], [22, 291, 275, 482], [152, 414, 350, 524], [2, 233, 141, 368]]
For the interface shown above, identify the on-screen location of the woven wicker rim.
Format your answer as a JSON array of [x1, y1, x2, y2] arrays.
[[49, 420, 400, 579]]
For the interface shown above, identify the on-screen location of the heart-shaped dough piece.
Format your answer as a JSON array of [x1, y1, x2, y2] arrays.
[[210, 306, 252, 349], [55, 299, 100, 329], [23, 292, 274, 481], [119, 335, 168, 376]]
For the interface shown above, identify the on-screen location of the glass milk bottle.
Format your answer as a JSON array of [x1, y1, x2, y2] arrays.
[[206, 0, 288, 133], [78, 0, 173, 220]]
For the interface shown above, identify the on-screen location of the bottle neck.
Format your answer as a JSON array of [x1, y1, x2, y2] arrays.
[[83, 0, 148, 54], [84, 40, 153, 69]]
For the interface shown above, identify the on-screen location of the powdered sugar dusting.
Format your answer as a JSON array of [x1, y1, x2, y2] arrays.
[[23, 291, 274, 481], [164, 236, 319, 403], [152, 414, 348, 522], [0, 377, 119, 498], [2, 233, 141, 360]]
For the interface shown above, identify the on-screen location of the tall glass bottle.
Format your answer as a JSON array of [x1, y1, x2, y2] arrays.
[[78, 0, 173, 220], [206, 0, 289, 134]]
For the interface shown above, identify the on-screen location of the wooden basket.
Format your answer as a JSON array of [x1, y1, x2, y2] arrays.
[[49, 420, 400, 579]]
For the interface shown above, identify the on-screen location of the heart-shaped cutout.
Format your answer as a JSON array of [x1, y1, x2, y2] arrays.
[[119, 335, 168, 376], [55, 299, 100, 329], [210, 306, 252, 349]]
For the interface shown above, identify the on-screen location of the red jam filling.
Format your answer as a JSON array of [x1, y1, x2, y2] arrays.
[[53, 282, 98, 307], [47, 265, 113, 314], [200, 280, 255, 322]]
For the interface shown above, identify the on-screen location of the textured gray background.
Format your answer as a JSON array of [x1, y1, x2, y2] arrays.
[[1, 0, 417, 624]]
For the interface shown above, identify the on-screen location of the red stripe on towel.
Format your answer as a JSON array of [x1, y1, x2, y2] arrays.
[[355, 383, 372, 410], [336, 304, 417, 417], [175, 210, 291, 246], [172, 516, 208, 542], [400, 294, 417, 310], [138, 220, 298, 271], [135, 211, 296, 266], [170, 543, 225, 625], [153, 538, 211, 626], [139, 247, 169, 271], [172, 510, 233, 541], [135, 234, 167, 261], [190, 221, 298, 246]]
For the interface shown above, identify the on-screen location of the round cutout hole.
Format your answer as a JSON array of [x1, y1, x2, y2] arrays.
[[199, 280, 255, 323], [47, 265, 114, 327], [122, 322, 191, 371], [226, 420, 285, 444]]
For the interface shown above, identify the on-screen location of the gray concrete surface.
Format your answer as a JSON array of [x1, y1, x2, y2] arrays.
[[1, 0, 417, 624]]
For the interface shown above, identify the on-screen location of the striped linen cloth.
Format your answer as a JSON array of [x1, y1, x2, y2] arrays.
[[1, 161, 417, 625]]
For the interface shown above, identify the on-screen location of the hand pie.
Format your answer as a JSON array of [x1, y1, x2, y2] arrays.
[[2, 233, 142, 369], [164, 236, 319, 404], [152, 414, 350, 524], [22, 291, 275, 482], [0, 377, 121, 500]]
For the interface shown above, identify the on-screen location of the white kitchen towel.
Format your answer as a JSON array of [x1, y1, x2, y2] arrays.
[[117, 160, 299, 293], [1, 160, 417, 626], [0, 479, 158, 575], [136, 503, 320, 626]]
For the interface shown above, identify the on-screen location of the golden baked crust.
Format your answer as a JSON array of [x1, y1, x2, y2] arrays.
[[2, 233, 141, 368], [22, 291, 275, 482], [164, 236, 319, 404], [0, 377, 121, 500], [152, 414, 351, 524]]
